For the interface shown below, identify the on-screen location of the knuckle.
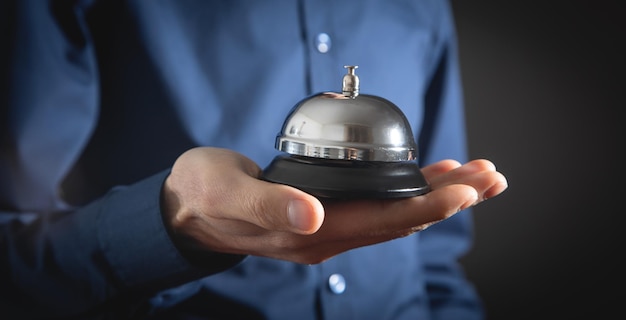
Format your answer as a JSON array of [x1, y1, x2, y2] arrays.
[[244, 196, 278, 230]]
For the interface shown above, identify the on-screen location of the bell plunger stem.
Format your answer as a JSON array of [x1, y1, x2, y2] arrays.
[[342, 65, 360, 99]]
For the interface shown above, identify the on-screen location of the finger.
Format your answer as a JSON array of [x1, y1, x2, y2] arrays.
[[381, 183, 479, 231], [324, 183, 476, 232], [420, 159, 462, 181], [426, 160, 508, 203], [427, 159, 497, 188], [482, 171, 508, 200], [315, 184, 479, 253], [231, 177, 325, 235]]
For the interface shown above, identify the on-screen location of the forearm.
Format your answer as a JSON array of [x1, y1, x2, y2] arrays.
[[0, 170, 243, 319]]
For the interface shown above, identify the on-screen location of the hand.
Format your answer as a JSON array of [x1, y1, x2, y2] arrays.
[[161, 147, 507, 264]]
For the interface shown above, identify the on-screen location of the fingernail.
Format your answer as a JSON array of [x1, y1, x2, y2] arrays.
[[288, 199, 311, 232], [484, 180, 509, 200], [460, 191, 479, 211]]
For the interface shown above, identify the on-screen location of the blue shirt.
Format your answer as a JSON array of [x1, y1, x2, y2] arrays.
[[1, 0, 482, 319]]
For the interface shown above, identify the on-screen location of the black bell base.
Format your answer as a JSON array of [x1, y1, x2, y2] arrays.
[[261, 155, 430, 199]]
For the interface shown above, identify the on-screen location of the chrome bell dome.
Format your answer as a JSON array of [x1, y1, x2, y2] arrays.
[[276, 66, 417, 162]]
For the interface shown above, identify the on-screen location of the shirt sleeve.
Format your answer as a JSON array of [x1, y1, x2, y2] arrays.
[[1, 171, 246, 319], [0, 1, 243, 319], [417, 1, 485, 318]]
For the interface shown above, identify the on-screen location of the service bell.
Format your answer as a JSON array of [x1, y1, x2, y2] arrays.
[[262, 66, 430, 199]]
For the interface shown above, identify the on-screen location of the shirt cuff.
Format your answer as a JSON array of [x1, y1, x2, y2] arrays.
[[96, 169, 244, 291]]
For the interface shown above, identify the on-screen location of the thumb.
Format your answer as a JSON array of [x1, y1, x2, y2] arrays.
[[243, 179, 325, 235]]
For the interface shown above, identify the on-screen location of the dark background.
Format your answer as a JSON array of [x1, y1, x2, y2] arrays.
[[451, 1, 624, 319]]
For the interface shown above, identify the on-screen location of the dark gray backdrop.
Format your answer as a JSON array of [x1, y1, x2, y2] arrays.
[[451, 1, 623, 319]]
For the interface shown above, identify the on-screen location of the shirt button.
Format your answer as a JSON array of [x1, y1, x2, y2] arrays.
[[328, 273, 346, 294], [315, 33, 331, 53]]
